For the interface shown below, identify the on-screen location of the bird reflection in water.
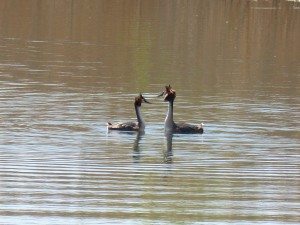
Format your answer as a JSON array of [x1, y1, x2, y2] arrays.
[[132, 130, 173, 163], [132, 130, 144, 162], [164, 130, 174, 163], [107, 129, 173, 163]]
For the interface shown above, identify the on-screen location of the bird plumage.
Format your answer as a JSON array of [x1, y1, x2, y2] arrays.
[[159, 85, 204, 134], [107, 94, 151, 131]]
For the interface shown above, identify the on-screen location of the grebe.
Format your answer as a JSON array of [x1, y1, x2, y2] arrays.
[[158, 85, 204, 134], [107, 94, 151, 131]]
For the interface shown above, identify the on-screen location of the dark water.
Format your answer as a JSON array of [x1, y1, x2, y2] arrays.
[[0, 1, 300, 224]]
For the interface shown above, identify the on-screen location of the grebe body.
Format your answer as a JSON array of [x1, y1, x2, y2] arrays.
[[107, 94, 150, 131], [159, 85, 204, 134]]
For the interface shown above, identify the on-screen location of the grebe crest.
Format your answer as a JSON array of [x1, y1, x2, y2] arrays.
[[164, 85, 176, 102], [135, 94, 150, 106], [158, 84, 176, 102]]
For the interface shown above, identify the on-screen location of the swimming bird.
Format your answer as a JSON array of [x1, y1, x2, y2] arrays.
[[158, 85, 204, 134], [107, 94, 151, 131]]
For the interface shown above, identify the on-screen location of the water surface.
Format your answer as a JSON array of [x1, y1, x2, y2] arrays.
[[0, 1, 300, 224]]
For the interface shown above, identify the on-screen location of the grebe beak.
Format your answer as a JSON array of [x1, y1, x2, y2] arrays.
[[143, 98, 151, 104], [157, 84, 171, 97], [140, 94, 151, 104], [157, 91, 165, 97]]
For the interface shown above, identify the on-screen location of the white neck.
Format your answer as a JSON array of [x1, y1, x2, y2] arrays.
[[165, 101, 174, 130], [135, 105, 145, 130]]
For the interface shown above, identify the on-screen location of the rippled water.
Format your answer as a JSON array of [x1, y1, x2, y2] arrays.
[[1, 1, 300, 224]]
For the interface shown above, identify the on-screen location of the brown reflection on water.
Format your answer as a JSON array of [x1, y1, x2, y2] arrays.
[[0, 1, 300, 225], [1, 1, 299, 91]]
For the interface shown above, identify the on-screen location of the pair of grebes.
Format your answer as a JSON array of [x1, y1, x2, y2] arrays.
[[107, 85, 204, 134]]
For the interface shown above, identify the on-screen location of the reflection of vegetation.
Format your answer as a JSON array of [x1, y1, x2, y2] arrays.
[[129, 19, 153, 90], [5, 0, 298, 96]]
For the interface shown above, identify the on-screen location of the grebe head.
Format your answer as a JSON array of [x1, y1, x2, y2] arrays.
[[158, 84, 176, 102], [135, 94, 151, 107]]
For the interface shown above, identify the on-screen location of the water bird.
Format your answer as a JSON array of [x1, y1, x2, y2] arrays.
[[107, 94, 151, 131], [158, 85, 204, 134]]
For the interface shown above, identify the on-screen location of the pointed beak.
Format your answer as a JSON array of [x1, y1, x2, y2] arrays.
[[157, 91, 165, 97], [143, 98, 151, 104], [140, 94, 151, 104], [158, 85, 171, 97]]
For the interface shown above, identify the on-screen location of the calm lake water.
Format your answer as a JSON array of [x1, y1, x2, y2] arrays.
[[0, 0, 300, 224]]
